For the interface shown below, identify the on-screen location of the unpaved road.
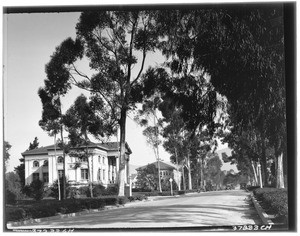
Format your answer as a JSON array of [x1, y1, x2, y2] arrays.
[[8, 190, 262, 230]]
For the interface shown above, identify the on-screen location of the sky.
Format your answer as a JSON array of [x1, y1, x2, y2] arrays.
[[3, 9, 236, 173]]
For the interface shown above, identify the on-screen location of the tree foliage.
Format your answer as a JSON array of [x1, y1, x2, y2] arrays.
[[43, 10, 163, 196], [4, 141, 11, 172], [136, 164, 159, 191], [154, 5, 286, 188]]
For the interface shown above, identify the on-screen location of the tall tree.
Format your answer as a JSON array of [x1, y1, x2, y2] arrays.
[[29, 137, 39, 150], [4, 141, 12, 173], [44, 10, 160, 196], [135, 94, 163, 192], [63, 94, 113, 197], [38, 86, 68, 199], [155, 5, 286, 188], [206, 153, 223, 190]]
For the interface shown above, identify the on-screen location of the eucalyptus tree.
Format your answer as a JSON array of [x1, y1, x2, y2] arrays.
[[63, 94, 114, 197], [134, 94, 163, 192], [38, 87, 67, 199], [155, 5, 286, 188], [43, 10, 160, 196], [4, 141, 11, 173]]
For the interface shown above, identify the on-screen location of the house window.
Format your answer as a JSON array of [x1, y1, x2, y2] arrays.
[[98, 156, 101, 163], [43, 173, 49, 183], [57, 156, 63, 163], [33, 161, 39, 168], [58, 170, 63, 179], [33, 173, 39, 181], [102, 156, 105, 164], [80, 157, 88, 163], [97, 168, 101, 181], [81, 169, 88, 180], [103, 169, 105, 180], [43, 160, 48, 166]]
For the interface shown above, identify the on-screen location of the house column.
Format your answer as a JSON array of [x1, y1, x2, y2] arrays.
[[25, 159, 30, 185], [126, 158, 130, 183], [48, 156, 54, 184]]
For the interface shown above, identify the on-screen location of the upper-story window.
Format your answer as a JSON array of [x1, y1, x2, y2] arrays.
[[79, 157, 88, 162], [102, 156, 105, 164], [43, 160, 48, 166], [57, 156, 63, 163], [33, 161, 39, 168]]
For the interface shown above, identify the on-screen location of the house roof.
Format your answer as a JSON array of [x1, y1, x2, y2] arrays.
[[136, 161, 176, 171], [22, 141, 132, 157]]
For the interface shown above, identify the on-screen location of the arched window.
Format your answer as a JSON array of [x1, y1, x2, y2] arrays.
[[43, 160, 48, 166], [57, 156, 63, 163], [33, 161, 39, 167]]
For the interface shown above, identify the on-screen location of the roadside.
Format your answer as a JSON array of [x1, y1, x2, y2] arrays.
[[7, 189, 263, 230]]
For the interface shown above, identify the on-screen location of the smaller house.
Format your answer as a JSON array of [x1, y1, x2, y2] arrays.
[[135, 161, 181, 189]]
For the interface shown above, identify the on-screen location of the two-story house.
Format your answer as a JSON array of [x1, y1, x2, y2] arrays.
[[22, 142, 132, 188]]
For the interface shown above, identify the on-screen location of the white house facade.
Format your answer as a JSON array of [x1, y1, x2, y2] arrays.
[[22, 142, 132, 188]]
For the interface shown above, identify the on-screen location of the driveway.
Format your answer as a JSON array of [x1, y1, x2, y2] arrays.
[[7, 190, 262, 230]]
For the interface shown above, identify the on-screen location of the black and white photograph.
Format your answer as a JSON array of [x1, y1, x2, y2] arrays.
[[2, 1, 297, 233]]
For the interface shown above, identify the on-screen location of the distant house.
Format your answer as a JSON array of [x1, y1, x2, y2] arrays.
[[135, 161, 182, 188], [22, 142, 132, 188]]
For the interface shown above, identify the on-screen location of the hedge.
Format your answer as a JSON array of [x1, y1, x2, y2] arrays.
[[6, 196, 129, 223], [253, 188, 288, 224]]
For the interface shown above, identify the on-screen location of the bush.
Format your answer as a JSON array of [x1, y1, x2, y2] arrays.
[[103, 184, 119, 196], [5, 196, 127, 223], [78, 186, 90, 196], [23, 180, 45, 201], [68, 187, 80, 199], [92, 184, 106, 197], [247, 185, 260, 192], [6, 189, 17, 205], [132, 188, 152, 192], [253, 188, 288, 224], [118, 196, 129, 205], [49, 180, 71, 200]]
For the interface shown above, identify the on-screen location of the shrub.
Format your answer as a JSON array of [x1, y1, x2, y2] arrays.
[[23, 180, 45, 201], [253, 188, 288, 224], [78, 186, 89, 196], [178, 190, 186, 195], [68, 187, 80, 199], [6, 189, 17, 205], [6, 208, 26, 222], [92, 184, 106, 197], [118, 196, 129, 205], [49, 180, 71, 200], [103, 184, 119, 196], [247, 185, 260, 192]]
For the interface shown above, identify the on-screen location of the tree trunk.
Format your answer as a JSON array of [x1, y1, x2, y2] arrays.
[[187, 155, 192, 190], [157, 158, 162, 192], [276, 152, 285, 188], [174, 148, 181, 191], [54, 134, 61, 201], [60, 127, 67, 200], [118, 107, 127, 197], [200, 157, 205, 189], [85, 142, 93, 198], [182, 166, 186, 190], [261, 135, 268, 187], [251, 160, 258, 186]]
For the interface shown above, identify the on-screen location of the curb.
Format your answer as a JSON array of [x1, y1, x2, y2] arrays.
[[6, 204, 125, 228], [250, 194, 274, 225]]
